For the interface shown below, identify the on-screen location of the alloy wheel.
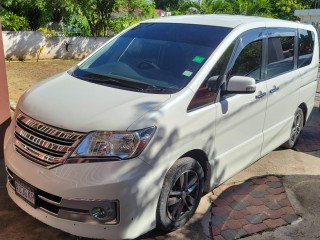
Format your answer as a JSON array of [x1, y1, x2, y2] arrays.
[[166, 170, 200, 221]]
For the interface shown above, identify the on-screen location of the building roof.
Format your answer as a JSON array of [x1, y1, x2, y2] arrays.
[[155, 9, 166, 13], [143, 14, 292, 29]]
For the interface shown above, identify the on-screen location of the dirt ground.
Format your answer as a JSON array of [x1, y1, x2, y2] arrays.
[[6, 60, 80, 103]]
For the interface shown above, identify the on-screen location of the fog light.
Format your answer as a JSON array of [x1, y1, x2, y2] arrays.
[[90, 202, 117, 222]]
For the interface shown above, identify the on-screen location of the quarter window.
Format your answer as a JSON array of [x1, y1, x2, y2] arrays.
[[298, 30, 314, 68], [266, 36, 294, 79], [187, 42, 235, 111]]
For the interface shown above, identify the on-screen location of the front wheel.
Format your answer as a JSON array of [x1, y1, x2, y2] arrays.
[[156, 157, 204, 232], [283, 108, 304, 149]]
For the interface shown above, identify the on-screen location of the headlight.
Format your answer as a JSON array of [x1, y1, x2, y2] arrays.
[[70, 126, 156, 160]]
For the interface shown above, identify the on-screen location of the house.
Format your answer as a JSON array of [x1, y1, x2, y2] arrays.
[[295, 9, 320, 35], [155, 9, 171, 17]]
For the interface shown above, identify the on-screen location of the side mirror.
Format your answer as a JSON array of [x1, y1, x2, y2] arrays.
[[226, 76, 256, 94]]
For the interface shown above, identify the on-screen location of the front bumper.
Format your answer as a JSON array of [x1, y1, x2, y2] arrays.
[[7, 167, 119, 225], [4, 128, 163, 239]]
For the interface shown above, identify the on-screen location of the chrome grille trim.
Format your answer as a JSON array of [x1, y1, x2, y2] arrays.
[[40, 207, 59, 216], [15, 125, 74, 154], [17, 114, 80, 142], [6, 167, 13, 179], [6, 167, 15, 190], [15, 146, 54, 167], [38, 195, 61, 206], [14, 110, 85, 168]]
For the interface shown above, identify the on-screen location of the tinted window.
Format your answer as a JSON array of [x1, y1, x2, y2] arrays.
[[266, 36, 294, 79], [230, 40, 262, 81], [188, 42, 236, 111], [210, 42, 235, 78], [72, 23, 231, 93], [298, 29, 314, 68]]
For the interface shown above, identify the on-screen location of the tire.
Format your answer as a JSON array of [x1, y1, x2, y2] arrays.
[[283, 108, 304, 149], [156, 157, 204, 232]]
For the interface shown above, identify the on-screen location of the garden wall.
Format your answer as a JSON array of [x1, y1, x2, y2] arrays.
[[2, 31, 109, 60]]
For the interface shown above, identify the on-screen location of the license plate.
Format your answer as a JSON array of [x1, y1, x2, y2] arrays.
[[15, 180, 37, 208]]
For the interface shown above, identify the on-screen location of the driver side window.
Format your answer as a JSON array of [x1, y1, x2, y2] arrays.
[[230, 40, 262, 81]]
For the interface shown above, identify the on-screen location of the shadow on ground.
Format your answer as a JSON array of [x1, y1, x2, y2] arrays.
[[243, 175, 320, 240], [294, 107, 320, 156], [210, 175, 298, 239]]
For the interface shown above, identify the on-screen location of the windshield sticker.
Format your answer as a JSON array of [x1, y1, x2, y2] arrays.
[[182, 70, 193, 77], [192, 56, 205, 64]]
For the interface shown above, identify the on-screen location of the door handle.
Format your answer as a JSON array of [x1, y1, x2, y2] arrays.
[[255, 91, 266, 99], [270, 86, 280, 93]]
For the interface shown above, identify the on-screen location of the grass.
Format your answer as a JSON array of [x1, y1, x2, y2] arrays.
[[6, 60, 80, 103]]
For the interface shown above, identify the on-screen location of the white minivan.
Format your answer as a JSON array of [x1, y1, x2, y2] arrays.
[[4, 14, 319, 239]]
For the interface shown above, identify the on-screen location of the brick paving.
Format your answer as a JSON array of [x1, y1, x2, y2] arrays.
[[211, 176, 299, 240]]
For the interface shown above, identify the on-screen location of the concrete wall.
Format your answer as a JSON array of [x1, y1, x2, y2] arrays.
[[2, 31, 109, 60]]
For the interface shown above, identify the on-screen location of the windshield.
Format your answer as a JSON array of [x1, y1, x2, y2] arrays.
[[71, 23, 231, 93]]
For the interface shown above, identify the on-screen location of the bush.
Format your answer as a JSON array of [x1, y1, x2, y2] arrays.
[[38, 27, 59, 37], [108, 16, 140, 35], [0, 10, 30, 31]]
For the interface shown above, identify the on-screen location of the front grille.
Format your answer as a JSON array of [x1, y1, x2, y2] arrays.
[[14, 110, 85, 167]]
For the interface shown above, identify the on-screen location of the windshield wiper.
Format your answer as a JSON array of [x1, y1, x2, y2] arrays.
[[78, 73, 144, 91], [76, 72, 176, 93], [144, 85, 176, 93]]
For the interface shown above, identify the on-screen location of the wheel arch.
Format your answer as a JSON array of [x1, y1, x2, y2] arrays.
[[180, 149, 211, 193]]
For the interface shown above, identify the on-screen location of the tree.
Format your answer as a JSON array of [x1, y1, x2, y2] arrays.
[[1, 0, 46, 30], [155, 0, 182, 11], [114, 0, 156, 17], [71, 0, 116, 37], [270, 0, 313, 20], [226, 0, 271, 17], [1, 0, 155, 36], [1, 0, 71, 30], [108, 0, 156, 35], [63, 8, 91, 36], [192, 0, 232, 14], [177, 0, 271, 16], [0, 10, 30, 31], [70, 0, 156, 36]]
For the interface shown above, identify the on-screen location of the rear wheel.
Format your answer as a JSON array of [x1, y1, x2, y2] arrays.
[[156, 157, 204, 232], [283, 108, 304, 149]]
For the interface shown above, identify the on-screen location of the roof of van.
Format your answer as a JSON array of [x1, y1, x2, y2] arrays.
[[143, 14, 295, 29]]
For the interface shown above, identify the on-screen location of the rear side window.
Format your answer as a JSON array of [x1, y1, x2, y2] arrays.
[[298, 29, 315, 68], [266, 36, 295, 79]]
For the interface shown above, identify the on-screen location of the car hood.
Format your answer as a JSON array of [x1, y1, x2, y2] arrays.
[[18, 72, 171, 132]]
